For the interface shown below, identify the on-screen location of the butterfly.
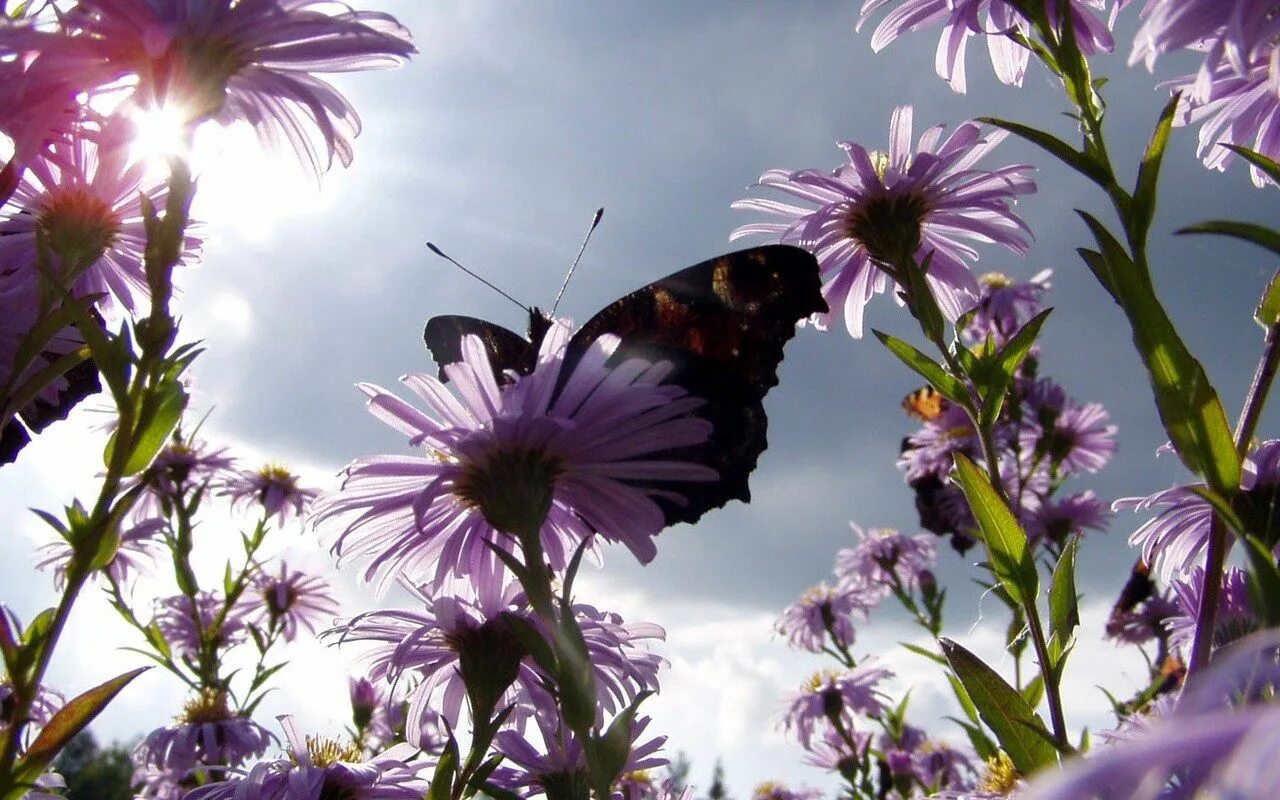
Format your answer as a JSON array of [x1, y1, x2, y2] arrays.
[[423, 244, 826, 528], [902, 385, 946, 421]]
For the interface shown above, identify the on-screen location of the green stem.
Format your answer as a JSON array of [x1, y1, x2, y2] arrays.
[[1189, 322, 1280, 673]]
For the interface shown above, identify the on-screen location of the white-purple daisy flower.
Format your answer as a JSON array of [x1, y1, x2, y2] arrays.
[[732, 106, 1035, 338], [134, 689, 275, 776], [492, 713, 667, 799], [1128, 0, 1280, 186], [780, 663, 894, 749], [0, 126, 200, 315], [1116, 439, 1280, 582], [775, 582, 883, 653], [898, 402, 987, 482], [185, 716, 429, 800], [1, 0, 416, 177], [152, 591, 247, 659], [858, 0, 1116, 94], [834, 525, 937, 592], [313, 323, 717, 591], [222, 464, 318, 525], [248, 562, 339, 642], [801, 727, 869, 772]]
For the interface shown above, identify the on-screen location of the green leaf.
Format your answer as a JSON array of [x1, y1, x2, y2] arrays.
[[1178, 220, 1280, 261], [948, 718, 999, 762], [953, 454, 1038, 606], [872, 330, 968, 405], [1131, 93, 1180, 247], [428, 739, 457, 800], [1048, 538, 1080, 650], [1255, 269, 1280, 329], [1079, 212, 1241, 494], [1242, 535, 1280, 627], [1187, 486, 1246, 536], [1021, 674, 1046, 709], [592, 692, 653, 792], [980, 309, 1052, 428], [1077, 248, 1118, 302], [899, 251, 946, 344], [19, 667, 148, 774], [121, 379, 188, 475], [939, 639, 1057, 774], [1222, 143, 1280, 186], [978, 117, 1111, 186], [900, 642, 947, 665]]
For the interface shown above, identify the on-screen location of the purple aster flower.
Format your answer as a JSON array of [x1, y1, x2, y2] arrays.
[[334, 579, 544, 738], [617, 773, 694, 800], [858, 1, 1115, 95], [731, 106, 1034, 338], [132, 765, 186, 800], [779, 662, 894, 749], [1026, 490, 1110, 546], [1164, 566, 1257, 656], [34, 512, 163, 590], [313, 324, 717, 591], [134, 689, 274, 775], [134, 436, 235, 502], [1116, 439, 1280, 582], [1127, 1, 1280, 186], [775, 582, 883, 653], [336, 578, 663, 739], [26, 771, 67, 800], [911, 741, 975, 792], [492, 713, 667, 799], [222, 464, 318, 525], [186, 716, 429, 800], [347, 677, 434, 751], [0, 126, 200, 315], [248, 562, 339, 642], [1, 1, 416, 177], [152, 591, 247, 659], [960, 269, 1052, 345], [1022, 401, 1117, 475], [750, 782, 823, 800], [801, 727, 869, 772], [834, 525, 937, 592]]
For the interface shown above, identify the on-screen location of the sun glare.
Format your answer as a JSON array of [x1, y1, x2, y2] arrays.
[[129, 105, 191, 166]]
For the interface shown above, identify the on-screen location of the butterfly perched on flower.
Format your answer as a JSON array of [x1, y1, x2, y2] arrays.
[[423, 244, 826, 527], [901, 385, 946, 421]]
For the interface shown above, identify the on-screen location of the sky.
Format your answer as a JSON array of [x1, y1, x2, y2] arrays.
[[3, 1, 1280, 796]]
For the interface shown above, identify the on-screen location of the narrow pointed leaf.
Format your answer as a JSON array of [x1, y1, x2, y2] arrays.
[[1255, 269, 1280, 329], [953, 454, 1038, 606], [1131, 94, 1180, 246], [1222, 143, 1280, 185], [1049, 537, 1080, 647], [939, 639, 1057, 774], [1177, 220, 1280, 260], [979, 117, 1110, 186], [21, 667, 149, 772], [873, 330, 968, 404]]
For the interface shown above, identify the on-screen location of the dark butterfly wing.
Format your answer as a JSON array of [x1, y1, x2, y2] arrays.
[[565, 244, 826, 527], [423, 315, 538, 383], [1, 333, 102, 467]]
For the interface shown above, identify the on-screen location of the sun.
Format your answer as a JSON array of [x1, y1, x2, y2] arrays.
[[128, 104, 192, 166]]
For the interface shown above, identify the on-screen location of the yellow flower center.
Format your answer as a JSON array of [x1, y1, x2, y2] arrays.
[[179, 689, 232, 725], [304, 735, 362, 768], [979, 271, 1014, 289], [978, 751, 1020, 794], [37, 186, 121, 275]]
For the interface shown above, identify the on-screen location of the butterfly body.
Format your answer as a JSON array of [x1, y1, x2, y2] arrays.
[[424, 244, 825, 527]]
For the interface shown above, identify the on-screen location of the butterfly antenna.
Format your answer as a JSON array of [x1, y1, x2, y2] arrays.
[[426, 242, 529, 314], [550, 207, 604, 316]]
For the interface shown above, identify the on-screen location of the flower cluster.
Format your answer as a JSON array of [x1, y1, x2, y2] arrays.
[[899, 272, 1116, 554]]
